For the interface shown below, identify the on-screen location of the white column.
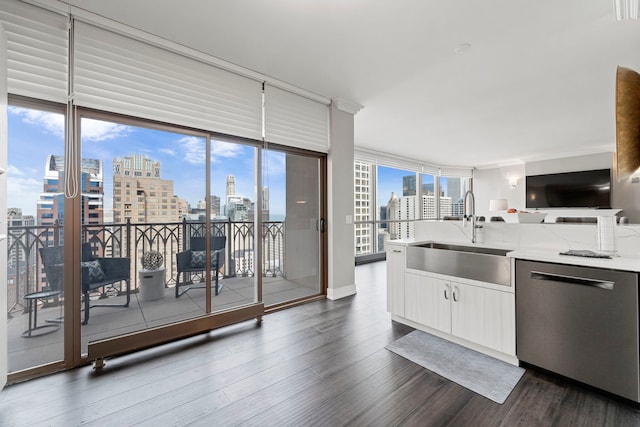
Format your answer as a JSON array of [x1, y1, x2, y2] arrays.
[[327, 98, 362, 300]]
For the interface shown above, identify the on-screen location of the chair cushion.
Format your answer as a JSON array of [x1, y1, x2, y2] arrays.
[[189, 251, 221, 269], [189, 251, 207, 268], [82, 260, 106, 283]]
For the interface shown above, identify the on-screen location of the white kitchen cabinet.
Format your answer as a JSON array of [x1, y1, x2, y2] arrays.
[[401, 270, 515, 357], [405, 272, 450, 333], [450, 281, 515, 355], [386, 243, 405, 316]]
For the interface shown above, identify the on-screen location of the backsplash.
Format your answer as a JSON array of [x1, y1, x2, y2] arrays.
[[413, 221, 640, 257]]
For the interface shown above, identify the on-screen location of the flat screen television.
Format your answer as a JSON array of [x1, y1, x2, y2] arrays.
[[525, 169, 611, 209]]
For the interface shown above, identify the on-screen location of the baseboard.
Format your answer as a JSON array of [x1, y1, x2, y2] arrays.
[[327, 284, 357, 300]]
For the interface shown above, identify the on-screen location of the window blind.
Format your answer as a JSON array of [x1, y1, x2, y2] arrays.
[[264, 84, 329, 152], [73, 22, 263, 140], [354, 147, 422, 172], [0, 1, 67, 103], [439, 166, 473, 178], [354, 147, 473, 177]]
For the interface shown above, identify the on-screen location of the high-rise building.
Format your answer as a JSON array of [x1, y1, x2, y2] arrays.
[[447, 177, 462, 204], [386, 192, 400, 240], [226, 175, 236, 199], [178, 198, 190, 219], [226, 195, 248, 221], [422, 182, 434, 195], [403, 175, 436, 197], [402, 175, 416, 197], [37, 155, 103, 227], [248, 188, 269, 222], [397, 194, 415, 239], [112, 154, 180, 224], [210, 195, 221, 217], [354, 161, 371, 255]]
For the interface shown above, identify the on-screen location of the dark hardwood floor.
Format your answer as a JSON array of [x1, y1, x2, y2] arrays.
[[2, 262, 640, 426]]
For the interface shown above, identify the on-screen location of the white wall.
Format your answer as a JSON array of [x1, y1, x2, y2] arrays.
[[327, 103, 356, 299], [524, 152, 611, 175], [474, 164, 525, 219], [474, 152, 640, 223]]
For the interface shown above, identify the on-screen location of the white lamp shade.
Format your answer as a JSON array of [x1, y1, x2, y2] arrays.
[[489, 199, 508, 211]]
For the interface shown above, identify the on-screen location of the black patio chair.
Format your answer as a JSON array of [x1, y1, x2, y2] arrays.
[[21, 246, 66, 337], [175, 236, 226, 298], [80, 243, 131, 325]]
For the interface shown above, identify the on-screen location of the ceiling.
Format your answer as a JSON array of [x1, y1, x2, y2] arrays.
[[61, 0, 640, 169]]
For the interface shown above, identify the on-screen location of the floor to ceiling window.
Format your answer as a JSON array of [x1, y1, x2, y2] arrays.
[[354, 159, 472, 258], [5, 101, 326, 379]]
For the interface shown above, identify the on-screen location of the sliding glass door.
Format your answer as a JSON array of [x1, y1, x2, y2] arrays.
[[263, 148, 325, 307], [5, 102, 326, 379]]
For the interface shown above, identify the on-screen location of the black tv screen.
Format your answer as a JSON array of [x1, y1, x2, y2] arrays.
[[526, 169, 611, 209]]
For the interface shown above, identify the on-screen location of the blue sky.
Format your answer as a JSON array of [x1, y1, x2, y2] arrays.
[[8, 107, 287, 218]]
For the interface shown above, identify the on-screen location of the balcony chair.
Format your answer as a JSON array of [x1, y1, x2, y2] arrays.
[[175, 236, 226, 298], [21, 246, 65, 337], [79, 243, 131, 324]]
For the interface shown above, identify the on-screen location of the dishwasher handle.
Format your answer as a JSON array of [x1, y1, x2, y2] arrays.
[[530, 270, 614, 290]]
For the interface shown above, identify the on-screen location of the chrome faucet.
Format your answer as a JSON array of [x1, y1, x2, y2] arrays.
[[463, 190, 477, 244]]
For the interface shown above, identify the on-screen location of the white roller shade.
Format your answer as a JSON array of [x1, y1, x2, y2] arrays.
[[74, 22, 262, 140], [0, 1, 67, 103], [264, 84, 329, 152], [439, 166, 473, 178], [354, 147, 422, 172]]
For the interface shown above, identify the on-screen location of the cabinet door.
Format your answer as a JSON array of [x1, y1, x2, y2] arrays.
[[386, 246, 405, 316], [405, 273, 451, 333], [451, 282, 515, 355]]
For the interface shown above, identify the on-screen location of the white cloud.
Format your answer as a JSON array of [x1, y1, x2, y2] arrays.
[[7, 164, 43, 217], [8, 106, 64, 138], [81, 118, 130, 141], [7, 107, 131, 142], [179, 136, 206, 164], [262, 149, 286, 176], [159, 148, 176, 156], [7, 164, 25, 176], [211, 140, 243, 163]]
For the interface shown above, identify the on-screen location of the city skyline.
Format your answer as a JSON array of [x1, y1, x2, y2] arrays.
[[7, 106, 288, 219]]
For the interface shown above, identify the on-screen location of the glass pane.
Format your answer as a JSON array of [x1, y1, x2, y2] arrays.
[[378, 166, 417, 244], [421, 173, 437, 219], [207, 138, 256, 312], [80, 117, 207, 354], [7, 106, 65, 372], [263, 149, 321, 307], [440, 176, 471, 218]]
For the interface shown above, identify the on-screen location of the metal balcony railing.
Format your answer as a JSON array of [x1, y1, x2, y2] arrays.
[[6, 218, 285, 318]]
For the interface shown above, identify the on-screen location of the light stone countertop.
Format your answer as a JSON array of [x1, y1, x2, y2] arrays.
[[386, 238, 640, 272], [506, 248, 640, 272]]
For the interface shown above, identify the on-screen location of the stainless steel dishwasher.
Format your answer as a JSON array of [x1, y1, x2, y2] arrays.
[[516, 259, 640, 401]]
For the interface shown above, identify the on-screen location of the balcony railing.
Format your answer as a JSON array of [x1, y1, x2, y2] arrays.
[[7, 219, 285, 318]]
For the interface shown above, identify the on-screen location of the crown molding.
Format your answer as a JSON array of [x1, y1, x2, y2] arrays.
[[332, 97, 364, 115]]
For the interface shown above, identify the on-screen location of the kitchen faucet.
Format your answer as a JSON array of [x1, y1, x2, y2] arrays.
[[463, 190, 477, 244]]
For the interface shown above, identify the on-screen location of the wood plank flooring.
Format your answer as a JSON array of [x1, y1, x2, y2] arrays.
[[2, 262, 640, 426]]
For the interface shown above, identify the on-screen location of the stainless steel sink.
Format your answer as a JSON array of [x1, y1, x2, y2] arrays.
[[406, 242, 511, 286]]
